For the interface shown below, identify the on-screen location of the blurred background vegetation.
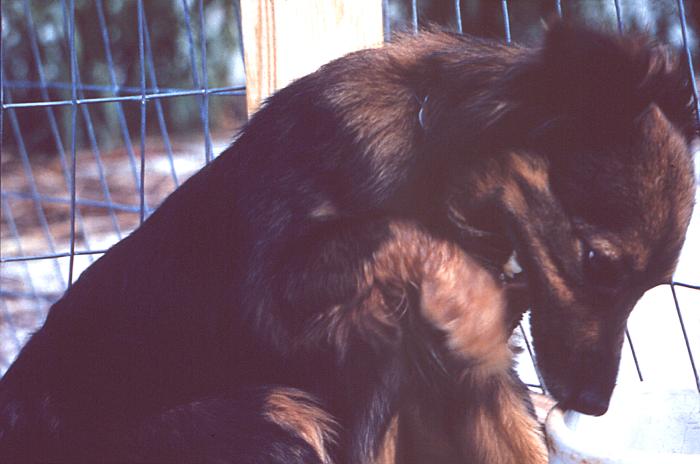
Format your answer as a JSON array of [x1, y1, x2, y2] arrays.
[[2, 0, 245, 158], [1, 0, 698, 157], [394, 0, 700, 44]]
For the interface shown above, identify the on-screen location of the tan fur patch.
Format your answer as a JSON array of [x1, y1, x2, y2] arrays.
[[500, 164, 576, 305], [508, 153, 549, 192], [264, 388, 338, 464], [501, 181, 528, 214], [626, 105, 696, 277], [419, 249, 511, 372], [374, 415, 398, 464], [371, 221, 512, 372], [466, 373, 548, 464], [309, 200, 338, 219], [324, 74, 415, 185], [532, 236, 576, 304]]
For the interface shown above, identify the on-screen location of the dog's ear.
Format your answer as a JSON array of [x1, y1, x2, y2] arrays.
[[514, 22, 697, 140]]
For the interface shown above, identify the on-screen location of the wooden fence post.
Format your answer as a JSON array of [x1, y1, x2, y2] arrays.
[[240, 0, 384, 116]]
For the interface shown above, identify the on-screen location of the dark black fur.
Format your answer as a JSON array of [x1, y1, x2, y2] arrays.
[[0, 23, 695, 463]]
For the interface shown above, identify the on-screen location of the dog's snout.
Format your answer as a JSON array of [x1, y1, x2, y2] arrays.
[[567, 388, 610, 416]]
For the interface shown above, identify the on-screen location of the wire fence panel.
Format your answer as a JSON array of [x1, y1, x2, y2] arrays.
[[1, 0, 246, 372], [1, 1, 698, 393]]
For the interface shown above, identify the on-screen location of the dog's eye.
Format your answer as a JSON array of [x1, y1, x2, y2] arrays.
[[583, 247, 622, 287]]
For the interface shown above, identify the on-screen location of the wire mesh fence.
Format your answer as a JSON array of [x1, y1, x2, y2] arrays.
[[1, 0, 246, 371], [1, 0, 699, 395]]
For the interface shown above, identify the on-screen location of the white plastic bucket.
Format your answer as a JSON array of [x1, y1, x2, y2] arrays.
[[545, 386, 700, 463]]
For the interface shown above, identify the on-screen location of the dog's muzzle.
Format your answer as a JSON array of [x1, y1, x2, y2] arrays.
[[559, 385, 612, 416]]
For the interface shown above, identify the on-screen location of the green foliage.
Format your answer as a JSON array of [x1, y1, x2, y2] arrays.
[[2, 0, 244, 156]]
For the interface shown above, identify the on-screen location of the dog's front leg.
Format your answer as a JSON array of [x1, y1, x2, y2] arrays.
[[397, 365, 546, 464], [453, 364, 547, 464], [406, 244, 547, 464]]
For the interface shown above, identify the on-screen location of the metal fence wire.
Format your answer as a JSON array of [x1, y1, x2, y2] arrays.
[[1, 1, 699, 395]]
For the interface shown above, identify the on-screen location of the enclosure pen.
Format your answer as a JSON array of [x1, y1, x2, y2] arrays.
[[68, 0, 78, 285], [0, 0, 246, 373], [1, 0, 699, 396], [672, 0, 700, 393]]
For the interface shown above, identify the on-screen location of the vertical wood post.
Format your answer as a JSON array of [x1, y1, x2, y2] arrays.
[[240, 0, 384, 116]]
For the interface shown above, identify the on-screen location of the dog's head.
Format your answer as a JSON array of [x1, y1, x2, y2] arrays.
[[513, 105, 694, 416], [445, 24, 697, 415]]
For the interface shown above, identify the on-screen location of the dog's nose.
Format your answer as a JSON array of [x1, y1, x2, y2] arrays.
[[569, 388, 610, 416]]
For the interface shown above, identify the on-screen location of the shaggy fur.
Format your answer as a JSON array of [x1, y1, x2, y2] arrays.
[[0, 23, 696, 463]]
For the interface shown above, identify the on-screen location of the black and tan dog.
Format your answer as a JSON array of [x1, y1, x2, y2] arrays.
[[0, 23, 696, 463]]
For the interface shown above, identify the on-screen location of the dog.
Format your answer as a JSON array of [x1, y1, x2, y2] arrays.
[[0, 22, 696, 463]]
